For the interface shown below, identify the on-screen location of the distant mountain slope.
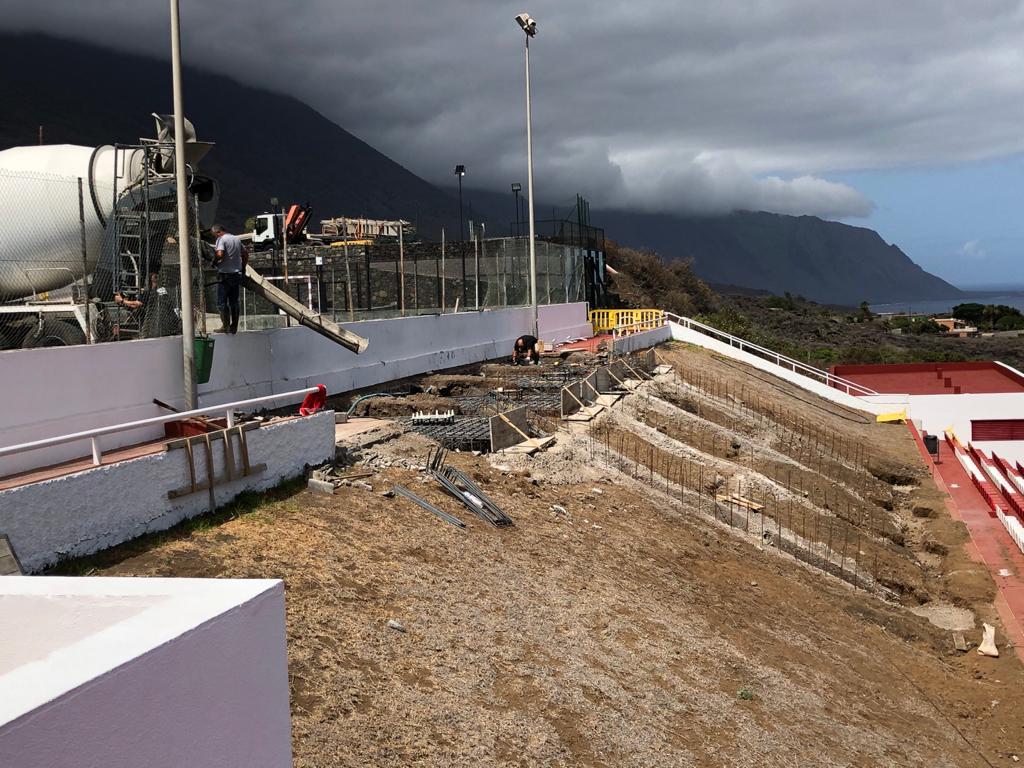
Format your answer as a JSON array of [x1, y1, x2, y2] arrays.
[[598, 209, 963, 305], [0, 33, 460, 233], [1, 33, 961, 306]]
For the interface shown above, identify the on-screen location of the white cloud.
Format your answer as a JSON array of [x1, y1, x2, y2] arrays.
[[7, 1, 1024, 219], [959, 240, 987, 259]]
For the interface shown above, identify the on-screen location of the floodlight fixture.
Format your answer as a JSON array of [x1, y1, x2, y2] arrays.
[[515, 12, 537, 37], [511, 182, 521, 192], [454, 164, 466, 176]]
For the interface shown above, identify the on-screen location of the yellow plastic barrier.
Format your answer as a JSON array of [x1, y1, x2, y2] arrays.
[[876, 411, 907, 424], [589, 308, 665, 334]]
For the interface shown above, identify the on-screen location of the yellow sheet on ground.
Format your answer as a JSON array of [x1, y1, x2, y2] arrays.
[[876, 411, 907, 424]]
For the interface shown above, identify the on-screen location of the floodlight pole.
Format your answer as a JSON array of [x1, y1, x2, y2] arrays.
[[170, 0, 196, 408], [524, 32, 539, 338]]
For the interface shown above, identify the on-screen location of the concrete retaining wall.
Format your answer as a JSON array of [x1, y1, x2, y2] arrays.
[[0, 302, 590, 477], [0, 411, 335, 572], [611, 325, 671, 355], [0, 577, 291, 768]]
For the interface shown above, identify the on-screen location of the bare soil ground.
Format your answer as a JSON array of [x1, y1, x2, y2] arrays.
[[64, 343, 1024, 766]]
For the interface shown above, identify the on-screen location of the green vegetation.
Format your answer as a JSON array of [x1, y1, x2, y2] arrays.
[[952, 302, 1024, 331], [604, 240, 1024, 371], [604, 240, 717, 317], [887, 315, 942, 335]]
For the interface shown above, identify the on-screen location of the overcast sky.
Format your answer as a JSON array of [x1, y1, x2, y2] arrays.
[[4, 0, 1024, 285]]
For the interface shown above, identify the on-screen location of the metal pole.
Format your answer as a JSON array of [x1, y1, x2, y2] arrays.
[[344, 243, 354, 322], [441, 227, 446, 312], [281, 206, 290, 327], [399, 221, 406, 316], [76, 178, 92, 344], [513, 187, 521, 236], [193, 193, 207, 336], [474, 227, 480, 309], [170, 0, 196, 409], [525, 34, 539, 337], [458, 175, 466, 306]]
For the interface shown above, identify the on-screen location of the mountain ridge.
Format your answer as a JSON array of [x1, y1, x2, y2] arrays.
[[0, 32, 961, 306]]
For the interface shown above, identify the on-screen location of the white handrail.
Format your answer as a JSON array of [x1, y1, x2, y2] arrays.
[[662, 311, 880, 397], [0, 386, 323, 468]]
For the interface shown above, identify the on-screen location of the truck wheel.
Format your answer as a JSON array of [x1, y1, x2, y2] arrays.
[[20, 319, 86, 349]]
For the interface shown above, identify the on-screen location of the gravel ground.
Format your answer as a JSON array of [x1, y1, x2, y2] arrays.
[[63, 344, 1024, 766]]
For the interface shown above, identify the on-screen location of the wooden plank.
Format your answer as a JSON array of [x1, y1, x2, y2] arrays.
[[716, 493, 765, 512], [565, 404, 605, 422], [168, 463, 267, 499], [165, 421, 260, 451], [500, 435, 556, 455]]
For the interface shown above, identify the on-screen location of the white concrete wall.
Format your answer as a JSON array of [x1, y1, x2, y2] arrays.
[[0, 577, 291, 768], [0, 302, 590, 477], [0, 411, 335, 572], [612, 325, 672, 355], [901, 391, 1024, 464], [668, 321, 899, 415]]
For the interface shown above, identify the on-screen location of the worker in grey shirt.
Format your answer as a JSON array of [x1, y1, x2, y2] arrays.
[[211, 224, 248, 334]]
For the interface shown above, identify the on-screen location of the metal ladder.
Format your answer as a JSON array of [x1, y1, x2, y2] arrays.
[[110, 144, 158, 339]]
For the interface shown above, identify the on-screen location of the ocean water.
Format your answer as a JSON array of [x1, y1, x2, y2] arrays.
[[870, 294, 1024, 316]]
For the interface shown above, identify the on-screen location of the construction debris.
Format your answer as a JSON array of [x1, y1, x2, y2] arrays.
[[392, 485, 466, 529], [426, 448, 513, 527], [978, 623, 1000, 657]]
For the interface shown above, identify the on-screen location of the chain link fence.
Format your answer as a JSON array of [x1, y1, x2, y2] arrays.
[[1, 167, 588, 347], [242, 237, 586, 329]]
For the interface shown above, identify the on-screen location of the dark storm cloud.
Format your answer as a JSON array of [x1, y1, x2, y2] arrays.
[[6, 0, 1024, 218]]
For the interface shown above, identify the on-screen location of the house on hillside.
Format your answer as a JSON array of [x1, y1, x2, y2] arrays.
[[934, 317, 978, 337]]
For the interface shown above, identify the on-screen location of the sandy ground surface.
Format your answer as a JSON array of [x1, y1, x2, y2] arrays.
[[64, 343, 1024, 766]]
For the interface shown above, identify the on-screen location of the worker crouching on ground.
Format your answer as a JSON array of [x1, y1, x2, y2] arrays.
[[512, 334, 540, 366], [212, 224, 248, 334]]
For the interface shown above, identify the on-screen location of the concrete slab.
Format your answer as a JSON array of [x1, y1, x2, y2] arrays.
[[0, 576, 291, 768], [335, 417, 392, 442]]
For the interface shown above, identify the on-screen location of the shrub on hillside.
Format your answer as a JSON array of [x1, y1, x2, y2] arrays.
[[605, 240, 716, 315]]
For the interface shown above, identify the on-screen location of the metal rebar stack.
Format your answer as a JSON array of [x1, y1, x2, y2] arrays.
[[426, 448, 513, 527]]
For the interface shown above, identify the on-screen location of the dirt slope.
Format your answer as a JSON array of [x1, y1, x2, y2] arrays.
[[65, 345, 1024, 766]]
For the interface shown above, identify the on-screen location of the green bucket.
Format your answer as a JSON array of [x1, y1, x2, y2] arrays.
[[194, 337, 215, 385]]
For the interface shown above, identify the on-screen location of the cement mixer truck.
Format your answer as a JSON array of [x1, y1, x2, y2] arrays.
[[0, 114, 219, 349], [0, 115, 368, 354]]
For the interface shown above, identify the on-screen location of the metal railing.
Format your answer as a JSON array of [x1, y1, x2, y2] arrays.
[[590, 308, 664, 334], [663, 311, 880, 397], [0, 386, 322, 469]]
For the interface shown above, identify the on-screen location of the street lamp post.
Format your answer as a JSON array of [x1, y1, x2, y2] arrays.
[[454, 164, 466, 307], [515, 13, 539, 339], [169, 0, 196, 408], [511, 182, 522, 236]]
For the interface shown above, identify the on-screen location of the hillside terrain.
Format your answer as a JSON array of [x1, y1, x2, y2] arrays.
[[709, 294, 1024, 372], [2, 34, 961, 306], [0, 33, 460, 234], [603, 244, 1024, 371], [54, 346, 1024, 766], [600, 209, 963, 306]]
